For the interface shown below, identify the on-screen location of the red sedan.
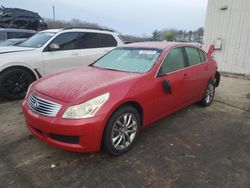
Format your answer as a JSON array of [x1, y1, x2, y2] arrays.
[[22, 42, 220, 155]]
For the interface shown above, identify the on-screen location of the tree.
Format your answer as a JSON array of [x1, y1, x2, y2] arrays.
[[151, 30, 161, 41], [197, 27, 204, 42], [164, 32, 174, 41], [188, 30, 193, 41]]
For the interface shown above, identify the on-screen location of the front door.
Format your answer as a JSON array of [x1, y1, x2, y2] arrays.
[[42, 32, 83, 75], [154, 47, 190, 118]]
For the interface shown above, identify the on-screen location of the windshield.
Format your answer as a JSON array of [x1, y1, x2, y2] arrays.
[[93, 48, 162, 73], [18, 32, 55, 48]]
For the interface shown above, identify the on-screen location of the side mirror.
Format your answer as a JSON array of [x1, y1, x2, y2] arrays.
[[49, 43, 60, 51], [162, 80, 172, 94]]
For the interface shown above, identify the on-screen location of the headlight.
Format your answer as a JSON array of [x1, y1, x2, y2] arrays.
[[62, 93, 110, 119], [25, 82, 34, 98]]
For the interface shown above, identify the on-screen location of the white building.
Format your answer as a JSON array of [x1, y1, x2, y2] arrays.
[[203, 0, 250, 76]]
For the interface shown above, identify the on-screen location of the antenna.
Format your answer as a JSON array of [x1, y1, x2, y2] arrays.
[[52, 5, 55, 21]]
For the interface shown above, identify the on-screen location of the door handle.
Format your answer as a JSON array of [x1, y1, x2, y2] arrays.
[[183, 73, 188, 80]]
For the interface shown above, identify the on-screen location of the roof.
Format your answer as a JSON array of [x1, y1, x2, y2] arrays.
[[40, 28, 117, 34], [0, 7, 40, 16], [40, 29, 62, 33], [124, 41, 198, 50]]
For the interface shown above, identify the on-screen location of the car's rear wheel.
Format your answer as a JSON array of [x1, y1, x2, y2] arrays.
[[200, 80, 215, 106], [103, 106, 141, 156], [0, 68, 35, 100], [37, 24, 43, 31]]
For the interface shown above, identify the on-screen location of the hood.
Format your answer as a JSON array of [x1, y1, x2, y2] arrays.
[[0, 46, 35, 54], [33, 66, 141, 103]]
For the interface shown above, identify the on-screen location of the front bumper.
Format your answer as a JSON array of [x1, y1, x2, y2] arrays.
[[22, 96, 107, 153]]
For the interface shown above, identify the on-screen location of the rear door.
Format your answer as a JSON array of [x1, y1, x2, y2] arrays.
[[77, 32, 117, 64], [154, 47, 190, 118], [42, 32, 83, 75], [184, 46, 209, 100]]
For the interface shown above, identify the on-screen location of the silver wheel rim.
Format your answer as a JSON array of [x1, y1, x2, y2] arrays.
[[111, 113, 138, 150], [205, 83, 214, 104]]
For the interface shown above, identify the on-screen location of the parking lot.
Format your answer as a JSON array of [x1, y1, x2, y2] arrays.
[[0, 75, 249, 188]]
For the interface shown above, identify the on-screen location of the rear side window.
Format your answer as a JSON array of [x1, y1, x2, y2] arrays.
[[159, 48, 186, 74], [52, 32, 78, 50], [98, 33, 117, 47], [0, 32, 7, 40], [18, 12, 34, 19], [2, 12, 13, 18], [78, 32, 101, 49], [7, 32, 35, 39], [185, 47, 201, 66], [199, 49, 207, 62]]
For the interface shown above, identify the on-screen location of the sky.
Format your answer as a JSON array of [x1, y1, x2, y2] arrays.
[[1, 0, 208, 36]]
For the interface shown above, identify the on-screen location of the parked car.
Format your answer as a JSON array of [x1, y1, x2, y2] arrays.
[[0, 28, 36, 41], [0, 28, 124, 100], [22, 42, 220, 156], [0, 38, 27, 46], [0, 6, 47, 30]]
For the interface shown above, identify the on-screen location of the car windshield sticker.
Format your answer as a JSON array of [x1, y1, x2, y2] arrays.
[[139, 50, 157, 55], [45, 33, 55, 36]]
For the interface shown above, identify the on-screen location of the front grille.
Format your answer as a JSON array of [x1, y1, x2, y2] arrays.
[[28, 94, 62, 117]]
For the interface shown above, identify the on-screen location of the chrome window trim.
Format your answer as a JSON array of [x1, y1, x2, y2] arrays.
[[155, 44, 206, 78]]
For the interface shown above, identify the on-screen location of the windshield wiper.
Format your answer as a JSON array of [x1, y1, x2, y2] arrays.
[[92, 66, 120, 72]]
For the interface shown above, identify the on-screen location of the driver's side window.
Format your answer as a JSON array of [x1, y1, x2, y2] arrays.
[[159, 47, 186, 75], [50, 32, 79, 51]]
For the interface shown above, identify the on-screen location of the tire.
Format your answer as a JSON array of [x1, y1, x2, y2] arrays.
[[103, 106, 141, 156], [37, 24, 43, 31], [200, 80, 215, 106], [0, 68, 35, 100]]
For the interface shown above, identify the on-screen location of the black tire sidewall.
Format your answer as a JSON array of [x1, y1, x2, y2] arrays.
[[0, 68, 34, 100], [103, 106, 141, 156]]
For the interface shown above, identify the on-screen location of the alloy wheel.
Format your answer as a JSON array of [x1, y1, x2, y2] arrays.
[[3, 72, 30, 95], [111, 113, 138, 150], [205, 82, 214, 104]]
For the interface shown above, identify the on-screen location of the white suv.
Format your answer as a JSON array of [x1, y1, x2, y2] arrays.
[[0, 28, 124, 100]]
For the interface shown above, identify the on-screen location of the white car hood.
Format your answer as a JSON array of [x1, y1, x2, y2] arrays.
[[0, 46, 35, 54]]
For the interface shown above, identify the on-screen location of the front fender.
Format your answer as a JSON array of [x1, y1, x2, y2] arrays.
[[0, 62, 41, 79]]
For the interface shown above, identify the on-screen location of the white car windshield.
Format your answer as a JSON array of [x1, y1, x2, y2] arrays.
[[18, 32, 55, 48], [93, 47, 162, 73]]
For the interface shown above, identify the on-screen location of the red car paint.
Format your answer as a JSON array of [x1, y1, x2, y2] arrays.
[[22, 42, 218, 153]]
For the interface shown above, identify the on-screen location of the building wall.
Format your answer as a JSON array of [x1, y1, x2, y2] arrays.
[[203, 0, 250, 76]]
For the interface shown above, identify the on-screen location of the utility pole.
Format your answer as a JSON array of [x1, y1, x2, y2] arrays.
[[52, 5, 55, 21]]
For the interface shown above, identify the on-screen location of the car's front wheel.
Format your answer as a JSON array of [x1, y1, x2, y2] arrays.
[[200, 80, 215, 106], [0, 68, 35, 100], [103, 106, 141, 156]]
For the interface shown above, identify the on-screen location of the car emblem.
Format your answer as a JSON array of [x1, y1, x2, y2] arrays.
[[34, 101, 40, 108]]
